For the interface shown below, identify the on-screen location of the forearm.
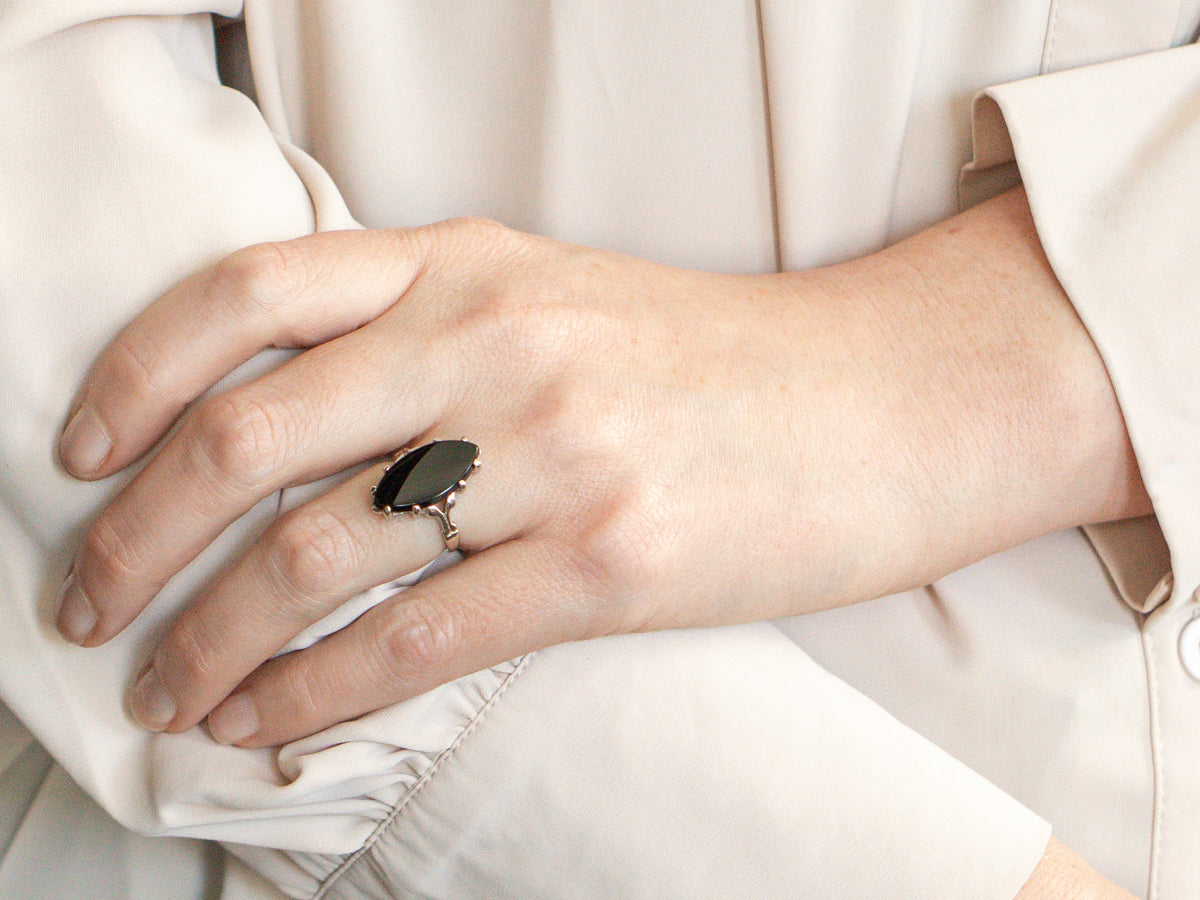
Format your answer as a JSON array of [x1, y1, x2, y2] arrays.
[[877, 185, 1151, 532], [793, 189, 1148, 897], [779, 186, 1150, 603]]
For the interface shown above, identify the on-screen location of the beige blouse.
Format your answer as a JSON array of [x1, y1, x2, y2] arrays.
[[0, 2, 1198, 897]]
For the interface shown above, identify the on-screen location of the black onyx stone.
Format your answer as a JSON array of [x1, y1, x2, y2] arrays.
[[373, 440, 478, 513]]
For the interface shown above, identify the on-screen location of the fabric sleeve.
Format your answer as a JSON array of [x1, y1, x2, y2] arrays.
[[963, 37, 1200, 898], [964, 41, 1200, 582], [0, 5, 1051, 898]]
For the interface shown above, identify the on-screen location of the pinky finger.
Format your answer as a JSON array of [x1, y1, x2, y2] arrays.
[[206, 537, 597, 747]]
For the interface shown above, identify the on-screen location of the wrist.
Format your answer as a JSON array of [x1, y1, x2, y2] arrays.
[[776, 187, 1150, 603]]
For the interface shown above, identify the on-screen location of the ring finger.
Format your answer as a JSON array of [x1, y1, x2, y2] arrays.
[[128, 435, 547, 734]]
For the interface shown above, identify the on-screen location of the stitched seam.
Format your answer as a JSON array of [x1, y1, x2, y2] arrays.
[[310, 652, 537, 899], [1040, 0, 1062, 74], [1140, 627, 1163, 900], [754, 0, 782, 273]]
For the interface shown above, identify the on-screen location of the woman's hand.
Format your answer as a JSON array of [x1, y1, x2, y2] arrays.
[[55, 188, 1147, 747]]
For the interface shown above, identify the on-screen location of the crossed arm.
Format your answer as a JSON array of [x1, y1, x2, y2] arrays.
[[55, 188, 1145, 744], [56, 187, 1142, 896], [6, 5, 1191, 895]]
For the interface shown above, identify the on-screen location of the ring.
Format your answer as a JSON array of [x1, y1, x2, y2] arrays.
[[371, 439, 480, 552]]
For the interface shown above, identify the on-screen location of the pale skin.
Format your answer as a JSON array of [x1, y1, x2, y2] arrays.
[[57, 187, 1147, 897]]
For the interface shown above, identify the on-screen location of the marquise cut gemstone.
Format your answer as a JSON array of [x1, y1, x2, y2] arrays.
[[373, 440, 479, 513]]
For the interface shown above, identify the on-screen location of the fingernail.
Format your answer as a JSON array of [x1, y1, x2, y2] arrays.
[[59, 406, 112, 476], [208, 693, 259, 745], [128, 666, 176, 731], [55, 574, 97, 645]]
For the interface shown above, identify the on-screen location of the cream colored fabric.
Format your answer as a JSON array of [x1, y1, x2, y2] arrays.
[[1, 1, 1198, 898], [964, 45, 1200, 896]]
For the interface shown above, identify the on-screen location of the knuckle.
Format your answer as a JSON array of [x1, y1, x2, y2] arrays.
[[439, 215, 511, 246], [571, 485, 672, 603], [267, 508, 363, 602], [212, 241, 309, 319], [460, 300, 574, 373], [531, 382, 635, 468], [104, 331, 171, 403], [190, 391, 293, 490], [377, 599, 463, 679], [428, 217, 528, 270], [272, 658, 327, 725], [573, 393, 634, 457], [82, 515, 146, 589], [158, 622, 222, 687]]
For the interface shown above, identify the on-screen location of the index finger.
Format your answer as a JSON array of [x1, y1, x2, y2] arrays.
[[58, 228, 429, 480]]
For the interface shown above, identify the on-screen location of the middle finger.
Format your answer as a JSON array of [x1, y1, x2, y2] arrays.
[[63, 311, 456, 647]]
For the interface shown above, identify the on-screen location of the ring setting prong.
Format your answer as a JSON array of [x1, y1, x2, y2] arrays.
[[371, 439, 480, 552]]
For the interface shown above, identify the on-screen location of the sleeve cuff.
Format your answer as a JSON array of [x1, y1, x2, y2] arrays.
[[963, 42, 1200, 591]]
